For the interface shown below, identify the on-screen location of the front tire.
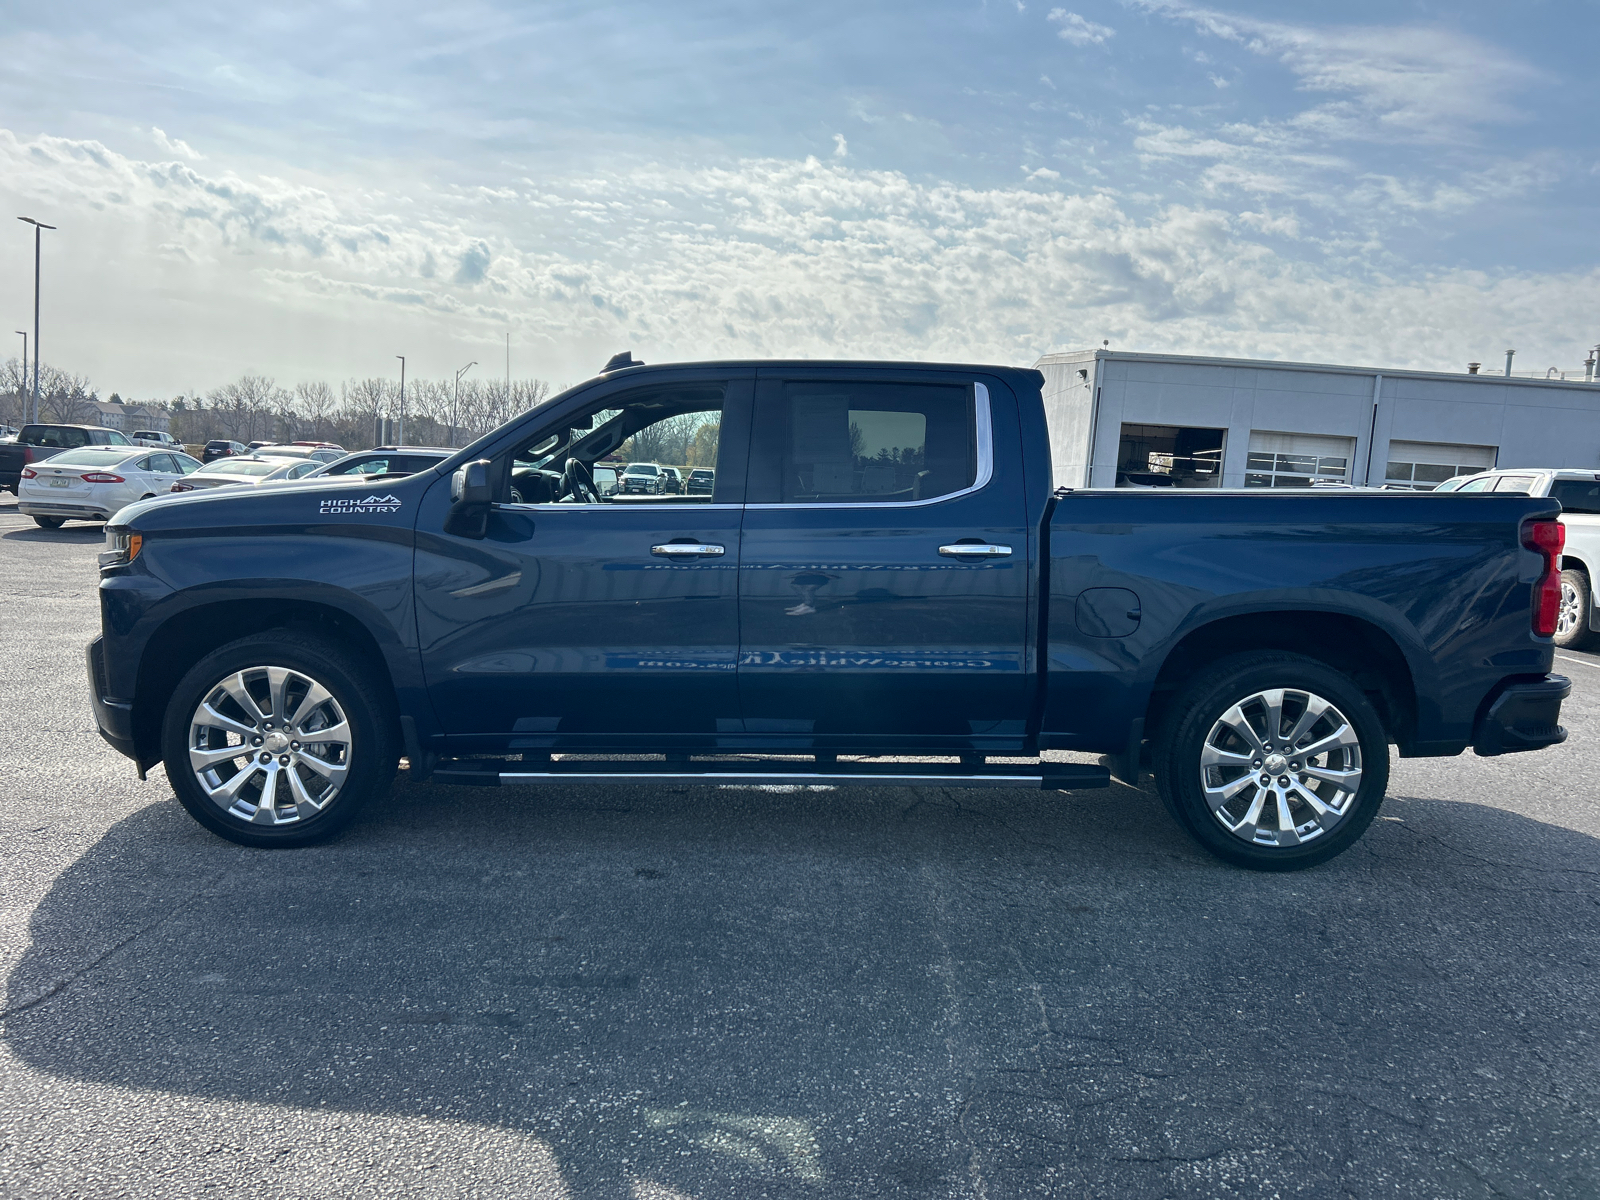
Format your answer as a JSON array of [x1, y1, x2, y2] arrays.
[[33, 515, 66, 528], [1554, 569, 1595, 650], [1153, 652, 1389, 871], [161, 630, 399, 847]]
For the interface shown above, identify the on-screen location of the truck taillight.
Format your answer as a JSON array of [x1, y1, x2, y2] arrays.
[[81, 472, 125, 483], [20, 467, 36, 478], [1522, 518, 1565, 637], [21, 446, 34, 464]]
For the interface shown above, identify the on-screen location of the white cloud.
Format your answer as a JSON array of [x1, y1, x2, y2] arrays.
[[0, 126, 1594, 393], [1125, 1, 1541, 140], [832, 133, 848, 158], [1049, 10, 1116, 46], [150, 127, 203, 161]]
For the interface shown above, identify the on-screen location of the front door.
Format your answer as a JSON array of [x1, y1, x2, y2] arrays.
[[735, 370, 1033, 751], [414, 372, 752, 750]]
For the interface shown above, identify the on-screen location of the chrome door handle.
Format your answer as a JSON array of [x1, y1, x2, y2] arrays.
[[938, 543, 1012, 557], [651, 543, 726, 557]]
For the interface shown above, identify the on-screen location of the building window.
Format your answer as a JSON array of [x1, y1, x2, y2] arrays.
[[1115, 423, 1225, 488], [1244, 431, 1355, 488], [1384, 440, 1497, 491]]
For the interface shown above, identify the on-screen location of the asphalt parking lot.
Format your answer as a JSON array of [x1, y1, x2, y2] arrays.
[[2, 496, 1598, 1200]]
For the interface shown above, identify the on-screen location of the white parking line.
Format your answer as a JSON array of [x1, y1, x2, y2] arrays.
[[1555, 654, 1600, 670]]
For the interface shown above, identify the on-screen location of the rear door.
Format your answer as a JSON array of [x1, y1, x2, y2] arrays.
[[735, 368, 1033, 750], [146, 453, 183, 493]]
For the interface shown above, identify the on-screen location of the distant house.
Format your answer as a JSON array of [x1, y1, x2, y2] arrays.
[[91, 400, 171, 433]]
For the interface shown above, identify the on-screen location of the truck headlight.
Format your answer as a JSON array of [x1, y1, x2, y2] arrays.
[[99, 529, 143, 569]]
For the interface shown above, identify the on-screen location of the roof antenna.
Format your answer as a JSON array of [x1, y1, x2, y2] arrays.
[[603, 351, 643, 373]]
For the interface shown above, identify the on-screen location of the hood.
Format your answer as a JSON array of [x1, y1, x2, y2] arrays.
[[108, 466, 445, 532]]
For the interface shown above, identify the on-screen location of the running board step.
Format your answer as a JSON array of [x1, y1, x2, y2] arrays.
[[430, 759, 1111, 791]]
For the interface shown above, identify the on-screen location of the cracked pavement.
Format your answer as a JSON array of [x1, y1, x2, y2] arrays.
[[2, 497, 1598, 1199]]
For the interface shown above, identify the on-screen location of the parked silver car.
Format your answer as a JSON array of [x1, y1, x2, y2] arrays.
[[170, 455, 321, 492], [305, 447, 454, 480]]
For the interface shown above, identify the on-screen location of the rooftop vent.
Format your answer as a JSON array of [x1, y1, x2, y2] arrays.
[[1468, 363, 1480, 374]]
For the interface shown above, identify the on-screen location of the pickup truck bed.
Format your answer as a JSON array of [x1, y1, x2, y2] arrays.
[[88, 358, 1570, 869]]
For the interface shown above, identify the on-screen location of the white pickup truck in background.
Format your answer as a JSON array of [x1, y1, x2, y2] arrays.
[[1438, 468, 1600, 649], [129, 430, 183, 450]]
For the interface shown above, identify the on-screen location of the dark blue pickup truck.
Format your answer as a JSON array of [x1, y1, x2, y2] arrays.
[[89, 357, 1571, 869]]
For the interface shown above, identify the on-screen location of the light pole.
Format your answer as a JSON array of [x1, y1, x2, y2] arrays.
[[13, 331, 24, 423], [453, 360, 476, 447], [18, 217, 55, 424], [394, 355, 405, 446]]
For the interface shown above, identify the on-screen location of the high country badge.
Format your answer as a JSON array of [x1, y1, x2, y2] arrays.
[[319, 494, 403, 514]]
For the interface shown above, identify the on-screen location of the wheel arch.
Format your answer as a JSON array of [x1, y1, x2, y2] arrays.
[[131, 598, 396, 768], [1145, 610, 1420, 751]]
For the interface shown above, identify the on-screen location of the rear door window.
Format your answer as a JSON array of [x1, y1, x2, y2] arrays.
[[749, 379, 977, 504], [1491, 475, 1538, 494], [393, 455, 443, 474]]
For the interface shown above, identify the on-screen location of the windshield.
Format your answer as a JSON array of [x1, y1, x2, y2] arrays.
[[195, 458, 285, 477], [624, 464, 658, 475], [41, 449, 135, 469], [253, 445, 315, 458]]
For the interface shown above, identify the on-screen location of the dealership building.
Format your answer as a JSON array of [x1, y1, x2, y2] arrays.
[[1035, 349, 1600, 491]]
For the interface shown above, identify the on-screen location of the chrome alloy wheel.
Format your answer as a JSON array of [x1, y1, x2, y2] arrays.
[[187, 665, 352, 825], [1199, 688, 1362, 847], [1557, 579, 1582, 639]]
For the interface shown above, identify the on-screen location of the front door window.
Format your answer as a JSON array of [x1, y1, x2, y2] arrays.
[[504, 386, 724, 505]]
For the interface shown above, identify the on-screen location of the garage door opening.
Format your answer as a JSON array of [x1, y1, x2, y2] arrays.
[[1245, 431, 1355, 487], [1116, 423, 1226, 488], [1384, 441, 1497, 491]]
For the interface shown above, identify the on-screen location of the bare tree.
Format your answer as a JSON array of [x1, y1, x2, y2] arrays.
[[341, 378, 390, 447], [0, 357, 24, 426], [293, 380, 337, 441], [207, 374, 281, 441]]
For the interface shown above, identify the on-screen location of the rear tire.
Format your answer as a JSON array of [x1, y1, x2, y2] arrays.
[[1554, 568, 1596, 650], [161, 629, 399, 847], [1153, 652, 1389, 871], [32, 515, 65, 529]]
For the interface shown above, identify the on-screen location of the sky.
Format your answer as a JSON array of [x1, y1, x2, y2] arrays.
[[1, 0, 1597, 399]]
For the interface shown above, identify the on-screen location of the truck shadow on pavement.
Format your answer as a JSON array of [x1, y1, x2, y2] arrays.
[[1, 524, 105, 543], [6, 780, 1600, 1198]]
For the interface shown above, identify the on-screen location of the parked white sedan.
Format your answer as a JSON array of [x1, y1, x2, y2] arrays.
[[17, 447, 203, 528]]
